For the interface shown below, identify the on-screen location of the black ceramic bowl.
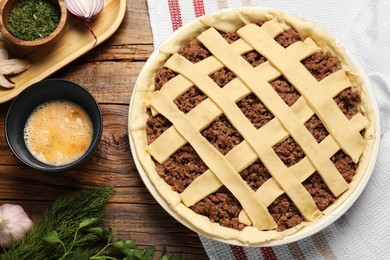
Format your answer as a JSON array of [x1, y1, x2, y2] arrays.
[[5, 79, 102, 172]]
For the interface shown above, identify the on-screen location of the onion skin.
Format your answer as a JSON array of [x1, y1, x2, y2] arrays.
[[64, 0, 104, 44]]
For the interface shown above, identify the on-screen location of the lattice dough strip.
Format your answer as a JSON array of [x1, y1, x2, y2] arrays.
[[238, 113, 368, 224], [148, 69, 361, 203], [180, 111, 367, 208], [147, 79, 249, 163], [237, 24, 365, 163], [198, 27, 348, 197], [165, 53, 321, 221], [148, 38, 321, 163], [149, 63, 361, 211], [153, 37, 320, 118], [150, 56, 223, 116], [149, 91, 277, 230]]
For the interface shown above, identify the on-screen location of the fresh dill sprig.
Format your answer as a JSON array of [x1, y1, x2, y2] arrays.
[[0, 186, 184, 260], [1, 186, 114, 260]]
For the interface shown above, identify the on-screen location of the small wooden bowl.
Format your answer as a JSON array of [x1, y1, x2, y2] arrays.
[[0, 0, 67, 50]]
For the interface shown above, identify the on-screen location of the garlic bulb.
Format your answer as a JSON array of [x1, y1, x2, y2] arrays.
[[0, 204, 33, 246]]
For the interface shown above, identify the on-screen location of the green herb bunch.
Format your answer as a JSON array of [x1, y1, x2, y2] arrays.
[[42, 218, 182, 260], [0, 186, 183, 260]]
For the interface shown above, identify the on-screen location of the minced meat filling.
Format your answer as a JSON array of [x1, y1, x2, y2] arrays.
[[275, 28, 302, 48], [190, 187, 245, 230], [147, 23, 362, 231], [146, 113, 172, 144], [240, 159, 272, 191], [269, 194, 304, 231], [271, 77, 301, 107], [178, 39, 211, 63], [305, 115, 329, 143], [237, 93, 274, 129], [243, 50, 267, 67], [334, 87, 361, 119], [302, 51, 341, 81], [303, 172, 336, 211], [155, 144, 207, 193], [220, 31, 240, 43], [201, 115, 243, 156], [174, 87, 207, 113], [331, 150, 357, 183], [210, 68, 236, 87], [273, 137, 305, 167], [154, 68, 177, 91]]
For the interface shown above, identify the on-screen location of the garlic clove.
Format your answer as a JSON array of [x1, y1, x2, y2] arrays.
[[0, 59, 31, 75], [0, 203, 33, 247]]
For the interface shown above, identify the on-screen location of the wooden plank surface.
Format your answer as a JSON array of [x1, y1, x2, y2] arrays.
[[0, 0, 208, 258]]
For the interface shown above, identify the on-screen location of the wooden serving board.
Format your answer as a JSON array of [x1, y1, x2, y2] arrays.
[[0, 0, 126, 103]]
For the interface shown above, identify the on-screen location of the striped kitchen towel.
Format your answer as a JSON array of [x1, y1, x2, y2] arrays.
[[145, 0, 390, 259]]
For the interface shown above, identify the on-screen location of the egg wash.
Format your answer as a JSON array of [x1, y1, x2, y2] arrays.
[[24, 100, 93, 166]]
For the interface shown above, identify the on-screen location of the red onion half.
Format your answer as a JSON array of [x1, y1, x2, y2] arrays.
[[64, 0, 104, 44]]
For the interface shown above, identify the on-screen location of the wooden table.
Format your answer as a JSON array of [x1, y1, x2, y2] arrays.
[[0, 0, 208, 258]]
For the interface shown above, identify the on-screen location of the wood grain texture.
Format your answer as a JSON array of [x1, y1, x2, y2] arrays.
[[0, 0, 208, 258], [111, 0, 153, 45]]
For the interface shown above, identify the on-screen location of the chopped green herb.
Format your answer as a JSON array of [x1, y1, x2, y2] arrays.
[[8, 0, 60, 41]]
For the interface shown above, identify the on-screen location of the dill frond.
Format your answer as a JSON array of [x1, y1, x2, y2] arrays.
[[1, 186, 114, 260]]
